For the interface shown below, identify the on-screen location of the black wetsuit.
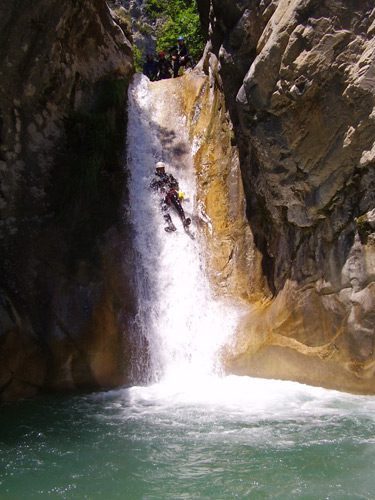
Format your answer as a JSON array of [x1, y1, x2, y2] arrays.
[[150, 172, 178, 192], [151, 172, 178, 230], [173, 42, 190, 78], [157, 57, 172, 80], [165, 188, 185, 219], [150, 172, 189, 230], [143, 59, 158, 81]]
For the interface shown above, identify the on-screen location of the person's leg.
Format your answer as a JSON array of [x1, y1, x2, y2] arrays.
[[173, 59, 180, 78], [171, 197, 182, 216], [161, 201, 176, 231], [172, 197, 191, 227]]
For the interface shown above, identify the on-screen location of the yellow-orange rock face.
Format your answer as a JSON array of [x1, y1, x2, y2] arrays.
[[178, 72, 267, 303]]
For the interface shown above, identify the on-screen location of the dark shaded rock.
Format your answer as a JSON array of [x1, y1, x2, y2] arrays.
[[0, 0, 135, 401], [197, 0, 210, 36]]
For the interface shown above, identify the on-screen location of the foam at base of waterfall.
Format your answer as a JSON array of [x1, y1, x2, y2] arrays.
[[100, 373, 375, 424]]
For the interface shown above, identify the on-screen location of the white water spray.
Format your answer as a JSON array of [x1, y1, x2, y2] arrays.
[[127, 75, 239, 387]]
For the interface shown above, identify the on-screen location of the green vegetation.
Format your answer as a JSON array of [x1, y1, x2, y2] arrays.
[[111, 5, 132, 36], [144, 0, 204, 61], [355, 214, 372, 243], [133, 44, 143, 73]]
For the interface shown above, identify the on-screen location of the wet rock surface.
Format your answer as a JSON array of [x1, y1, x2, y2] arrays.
[[0, 0, 134, 401], [198, 0, 375, 392], [180, 73, 267, 302]]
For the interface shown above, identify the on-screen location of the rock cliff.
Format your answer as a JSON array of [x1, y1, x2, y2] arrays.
[[2, 0, 374, 400], [180, 73, 267, 302], [0, 0, 134, 401], [197, 0, 375, 392], [118, 0, 158, 56]]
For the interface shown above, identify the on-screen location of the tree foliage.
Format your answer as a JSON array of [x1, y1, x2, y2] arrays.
[[144, 0, 204, 61]]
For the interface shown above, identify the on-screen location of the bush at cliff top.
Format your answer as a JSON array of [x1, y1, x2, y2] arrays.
[[145, 0, 204, 61]]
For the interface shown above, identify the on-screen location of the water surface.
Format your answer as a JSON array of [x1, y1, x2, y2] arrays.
[[1, 376, 374, 499]]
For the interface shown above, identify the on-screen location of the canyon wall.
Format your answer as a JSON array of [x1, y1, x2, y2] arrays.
[[179, 73, 266, 303], [197, 0, 375, 393], [2, 0, 374, 400], [0, 0, 134, 401]]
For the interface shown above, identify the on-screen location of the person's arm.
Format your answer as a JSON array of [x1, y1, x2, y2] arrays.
[[168, 174, 179, 189], [179, 45, 189, 59], [150, 178, 159, 190]]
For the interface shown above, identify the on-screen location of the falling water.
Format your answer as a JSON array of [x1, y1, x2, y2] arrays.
[[127, 74, 239, 386]]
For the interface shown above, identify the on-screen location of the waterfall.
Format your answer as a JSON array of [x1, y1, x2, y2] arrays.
[[127, 74, 238, 387]]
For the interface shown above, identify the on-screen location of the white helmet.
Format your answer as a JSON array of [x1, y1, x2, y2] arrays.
[[156, 161, 166, 172]]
